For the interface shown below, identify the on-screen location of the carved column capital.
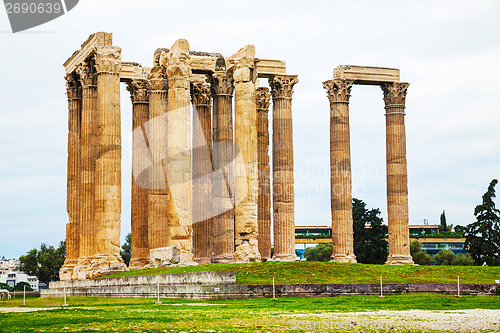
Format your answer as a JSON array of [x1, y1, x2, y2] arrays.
[[211, 72, 234, 97], [191, 83, 212, 107], [147, 66, 168, 92], [269, 75, 298, 100], [381, 82, 410, 107], [94, 46, 122, 74], [126, 79, 149, 104], [323, 79, 354, 104], [65, 73, 81, 100], [77, 63, 96, 88], [256, 87, 271, 110]]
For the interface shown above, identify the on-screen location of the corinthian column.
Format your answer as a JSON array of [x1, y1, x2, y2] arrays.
[[60, 73, 81, 280], [323, 79, 357, 263], [166, 40, 193, 262], [146, 66, 169, 251], [211, 72, 235, 263], [381, 82, 414, 265], [89, 46, 127, 276], [233, 55, 261, 262], [73, 62, 97, 279], [269, 75, 298, 261], [126, 79, 150, 269], [191, 82, 213, 264], [256, 87, 271, 260]]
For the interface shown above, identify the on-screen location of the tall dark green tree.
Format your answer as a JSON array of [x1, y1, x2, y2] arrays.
[[352, 198, 388, 264], [19, 241, 66, 285], [455, 179, 500, 266], [440, 210, 447, 232], [120, 233, 132, 266]]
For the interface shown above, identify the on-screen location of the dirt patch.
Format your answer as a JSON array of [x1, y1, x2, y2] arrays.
[[0, 307, 54, 313]]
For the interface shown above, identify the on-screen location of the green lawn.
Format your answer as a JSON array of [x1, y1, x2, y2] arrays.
[[1, 294, 500, 332], [102, 261, 500, 285]]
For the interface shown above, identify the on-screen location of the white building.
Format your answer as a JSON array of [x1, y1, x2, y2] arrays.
[[0, 258, 20, 274], [0, 271, 39, 291]]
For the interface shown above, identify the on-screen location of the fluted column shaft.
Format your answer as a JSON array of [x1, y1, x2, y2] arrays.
[[256, 88, 271, 260], [166, 40, 193, 262], [233, 57, 261, 262], [93, 46, 124, 265], [211, 72, 235, 263], [146, 67, 169, 250], [382, 82, 413, 265], [126, 79, 150, 269], [60, 74, 82, 280], [77, 64, 97, 261], [270, 75, 298, 261], [323, 79, 357, 263], [191, 82, 213, 264]]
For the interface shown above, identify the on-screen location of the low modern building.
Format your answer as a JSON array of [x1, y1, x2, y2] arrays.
[[295, 225, 466, 258], [295, 225, 332, 258], [408, 224, 439, 236]]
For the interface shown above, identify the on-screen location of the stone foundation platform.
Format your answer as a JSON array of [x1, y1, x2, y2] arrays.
[[41, 271, 498, 300]]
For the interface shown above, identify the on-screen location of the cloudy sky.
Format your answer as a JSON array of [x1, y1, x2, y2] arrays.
[[0, 0, 499, 259]]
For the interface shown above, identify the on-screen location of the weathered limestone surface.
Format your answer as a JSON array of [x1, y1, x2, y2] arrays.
[[323, 79, 357, 263], [333, 65, 400, 85], [382, 82, 414, 265], [60, 74, 82, 280], [269, 75, 298, 261], [64, 32, 112, 75], [60, 33, 302, 279], [191, 82, 213, 264], [211, 72, 236, 263], [149, 246, 181, 267], [126, 79, 150, 270], [72, 61, 98, 280], [166, 39, 194, 263], [88, 46, 128, 277], [146, 66, 170, 251], [256, 87, 271, 260], [232, 47, 261, 262]]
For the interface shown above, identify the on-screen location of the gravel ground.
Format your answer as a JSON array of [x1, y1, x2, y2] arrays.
[[283, 309, 500, 331]]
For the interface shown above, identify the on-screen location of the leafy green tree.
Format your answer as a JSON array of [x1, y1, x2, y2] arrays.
[[19, 241, 66, 285], [0, 282, 13, 292], [452, 253, 475, 266], [433, 250, 475, 266], [14, 281, 33, 291], [352, 198, 388, 264], [304, 243, 332, 262], [410, 240, 433, 265], [434, 249, 455, 265], [121, 233, 132, 266], [455, 179, 500, 266]]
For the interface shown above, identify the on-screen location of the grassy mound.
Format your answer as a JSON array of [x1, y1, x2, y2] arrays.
[[102, 261, 500, 285]]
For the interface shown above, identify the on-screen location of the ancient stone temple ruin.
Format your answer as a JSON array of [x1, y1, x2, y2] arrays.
[[323, 66, 413, 265], [60, 32, 415, 280], [60, 32, 299, 280]]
